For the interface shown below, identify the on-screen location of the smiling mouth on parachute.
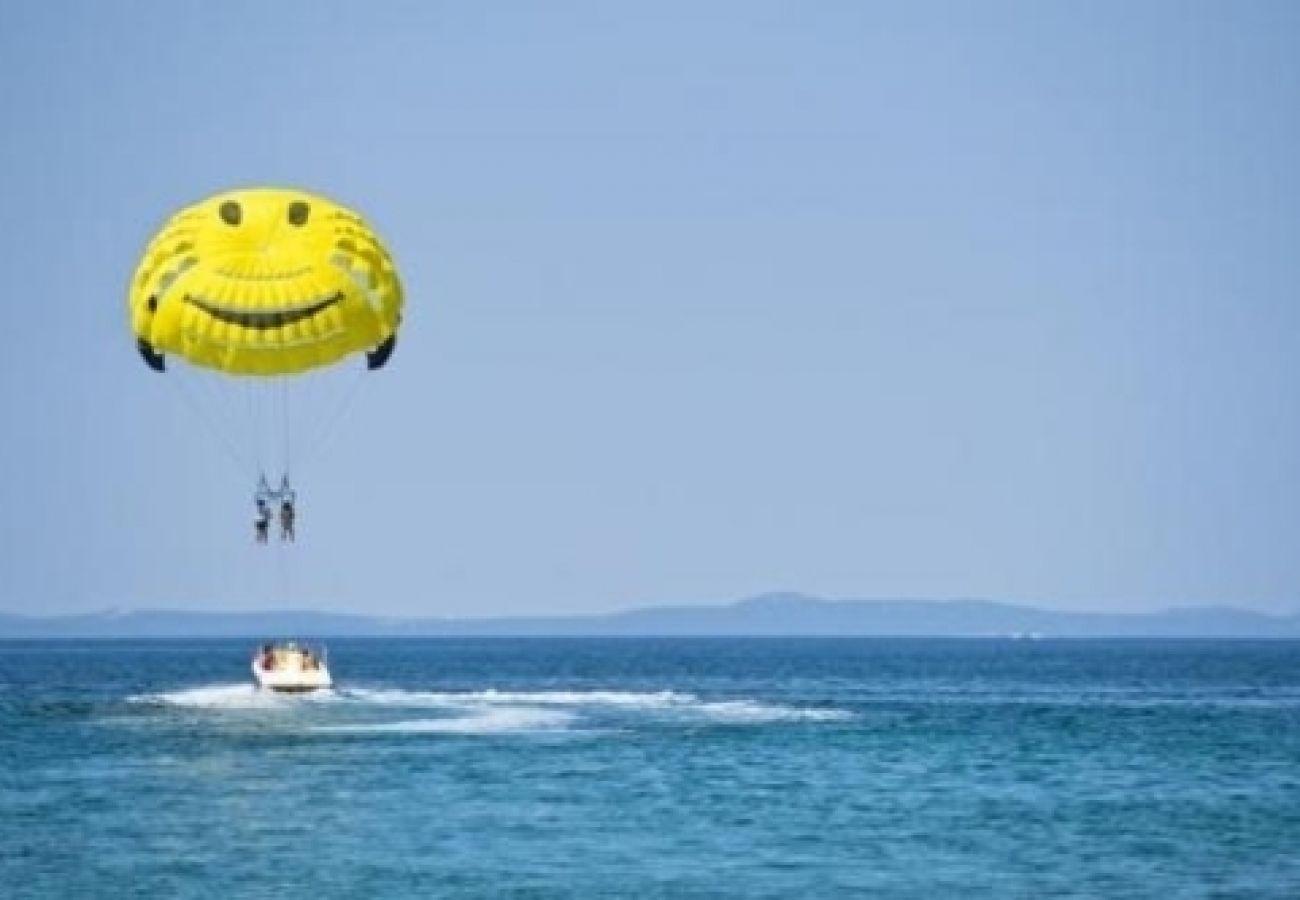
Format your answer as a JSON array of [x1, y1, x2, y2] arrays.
[[186, 293, 341, 329]]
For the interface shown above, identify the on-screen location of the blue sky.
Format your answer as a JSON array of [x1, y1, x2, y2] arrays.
[[2, 1, 1298, 616]]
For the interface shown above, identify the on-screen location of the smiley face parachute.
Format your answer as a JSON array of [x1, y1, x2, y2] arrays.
[[128, 187, 403, 509], [130, 187, 402, 375]]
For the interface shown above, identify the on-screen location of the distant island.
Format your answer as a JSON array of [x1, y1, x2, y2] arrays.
[[2, 593, 1298, 638]]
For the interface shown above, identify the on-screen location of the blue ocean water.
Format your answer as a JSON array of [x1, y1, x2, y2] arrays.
[[1, 638, 1297, 898]]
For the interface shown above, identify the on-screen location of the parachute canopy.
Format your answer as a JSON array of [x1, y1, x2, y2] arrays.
[[129, 187, 402, 376]]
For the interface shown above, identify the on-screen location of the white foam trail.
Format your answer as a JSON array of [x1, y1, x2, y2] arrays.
[[129, 684, 852, 724], [130, 684, 338, 709], [315, 707, 574, 735], [690, 700, 854, 723], [341, 688, 851, 722], [341, 688, 691, 709]]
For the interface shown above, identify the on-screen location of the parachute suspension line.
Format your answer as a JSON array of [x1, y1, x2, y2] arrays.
[[284, 369, 316, 472], [281, 376, 292, 480], [209, 369, 266, 480], [162, 369, 256, 474], [260, 378, 272, 480], [205, 369, 252, 464], [244, 377, 265, 482], [268, 379, 282, 478], [300, 367, 339, 463], [262, 379, 273, 479], [181, 368, 240, 460], [294, 367, 369, 473], [253, 376, 287, 487], [240, 379, 256, 480], [187, 368, 252, 471]]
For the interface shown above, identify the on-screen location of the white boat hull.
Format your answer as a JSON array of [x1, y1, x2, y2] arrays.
[[252, 657, 332, 693]]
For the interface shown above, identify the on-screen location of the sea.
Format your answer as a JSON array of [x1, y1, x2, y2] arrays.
[[1, 638, 1297, 898]]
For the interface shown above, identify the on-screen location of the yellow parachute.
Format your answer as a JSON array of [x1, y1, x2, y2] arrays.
[[128, 188, 404, 486], [129, 187, 402, 375]]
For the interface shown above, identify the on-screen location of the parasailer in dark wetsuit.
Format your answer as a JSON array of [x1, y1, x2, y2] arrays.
[[254, 499, 271, 544], [254, 476, 274, 544], [277, 475, 296, 542], [280, 497, 296, 542]]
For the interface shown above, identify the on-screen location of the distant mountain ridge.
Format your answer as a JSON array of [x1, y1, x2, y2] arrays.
[[2, 593, 1298, 638]]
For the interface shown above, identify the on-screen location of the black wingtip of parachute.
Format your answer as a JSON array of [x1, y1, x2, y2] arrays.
[[137, 339, 166, 372], [367, 335, 396, 371]]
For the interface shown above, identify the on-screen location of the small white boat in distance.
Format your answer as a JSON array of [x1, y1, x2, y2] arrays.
[[252, 641, 332, 693]]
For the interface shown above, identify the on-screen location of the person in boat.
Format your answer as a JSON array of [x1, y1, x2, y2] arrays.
[[280, 496, 296, 542]]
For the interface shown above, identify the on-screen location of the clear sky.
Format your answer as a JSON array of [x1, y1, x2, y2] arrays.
[[2, 1, 1298, 617]]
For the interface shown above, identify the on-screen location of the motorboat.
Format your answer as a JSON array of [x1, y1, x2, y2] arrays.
[[252, 641, 332, 692]]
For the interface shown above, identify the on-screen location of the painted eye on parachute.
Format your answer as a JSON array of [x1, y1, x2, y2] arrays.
[[219, 201, 242, 226], [287, 201, 310, 227]]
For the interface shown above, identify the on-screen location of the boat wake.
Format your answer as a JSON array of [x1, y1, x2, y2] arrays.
[[341, 687, 850, 722], [127, 684, 852, 735], [132, 683, 323, 709], [314, 707, 576, 735]]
